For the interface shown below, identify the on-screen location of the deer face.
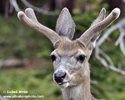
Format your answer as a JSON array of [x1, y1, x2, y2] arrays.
[[50, 38, 90, 88]]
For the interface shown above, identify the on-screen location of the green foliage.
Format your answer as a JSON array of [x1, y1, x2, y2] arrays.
[[0, 14, 56, 59], [0, 60, 62, 100], [90, 61, 125, 100], [89, 29, 125, 99], [0, 69, 62, 100]]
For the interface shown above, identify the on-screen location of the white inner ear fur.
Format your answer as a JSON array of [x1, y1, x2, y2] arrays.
[[92, 36, 99, 47], [50, 50, 57, 57]]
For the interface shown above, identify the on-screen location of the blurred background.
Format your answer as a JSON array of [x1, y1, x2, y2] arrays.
[[0, 0, 125, 100]]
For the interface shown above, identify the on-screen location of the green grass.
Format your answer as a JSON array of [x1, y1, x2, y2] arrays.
[[0, 69, 62, 100], [91, 66, 125, 100]]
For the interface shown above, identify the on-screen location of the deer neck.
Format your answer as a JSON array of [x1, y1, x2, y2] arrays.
[[61, 81, 93, 100], [61, 63, 94, 100]]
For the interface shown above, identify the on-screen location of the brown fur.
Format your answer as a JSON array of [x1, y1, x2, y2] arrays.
[[55, 37, 87, 56]]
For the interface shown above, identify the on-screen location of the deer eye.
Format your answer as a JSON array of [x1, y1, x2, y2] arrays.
[[77, 55, 86, 63], [50, 55, 56, 62]]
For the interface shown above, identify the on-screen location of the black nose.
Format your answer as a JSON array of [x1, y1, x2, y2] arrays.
[[54, 73, 66, 84]]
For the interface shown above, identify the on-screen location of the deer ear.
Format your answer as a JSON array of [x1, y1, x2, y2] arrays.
[[56, 7, 75, 40], [90, 8, 106, 47]]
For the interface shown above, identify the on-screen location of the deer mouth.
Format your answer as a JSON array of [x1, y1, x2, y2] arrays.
[[57, 82, 63, 85], [57, 81, 68, 85], [57, 81, 70, 88], [57, 80, 72, 88]]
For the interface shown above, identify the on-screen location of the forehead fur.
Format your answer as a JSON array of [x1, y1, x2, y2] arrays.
[[55, 37, 86, 56]]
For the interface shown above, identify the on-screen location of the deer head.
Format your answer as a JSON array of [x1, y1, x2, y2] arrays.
[[17, 8, 120, 100]]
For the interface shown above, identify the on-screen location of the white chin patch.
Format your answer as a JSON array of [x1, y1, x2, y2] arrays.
[[58, 82, 69, 89]]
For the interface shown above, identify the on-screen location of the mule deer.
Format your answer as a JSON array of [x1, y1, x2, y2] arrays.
[[17, 7, 120, 100]]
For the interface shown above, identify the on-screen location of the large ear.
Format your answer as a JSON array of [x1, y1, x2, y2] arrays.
[[90, 8, 106, 47], [56, 7, 75, 40]]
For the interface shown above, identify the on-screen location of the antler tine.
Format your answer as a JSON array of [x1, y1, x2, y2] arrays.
[[25, 8, 38, 22], [17, 8, 61, 47], [78, 8, 120, 47]]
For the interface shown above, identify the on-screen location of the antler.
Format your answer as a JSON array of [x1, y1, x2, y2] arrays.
[[78, 8, 120, 47], [17, 8, 61, 46]]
